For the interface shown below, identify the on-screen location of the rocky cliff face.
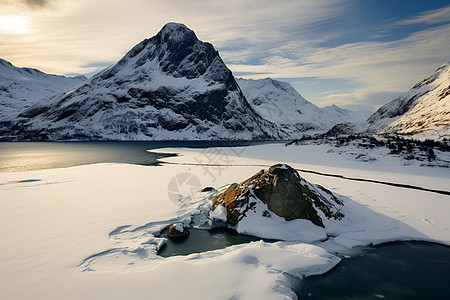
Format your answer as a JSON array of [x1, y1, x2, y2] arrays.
[[11, 23, 281, 141], [212, 164, 344, 228]]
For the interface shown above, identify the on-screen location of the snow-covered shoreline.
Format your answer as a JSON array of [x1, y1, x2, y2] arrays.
[[1, 143, 449, 299]]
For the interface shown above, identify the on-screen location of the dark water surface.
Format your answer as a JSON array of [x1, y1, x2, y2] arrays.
[[158, 228, 265, 257], [296, 241, 450, 300], [0, 141, 276, 173]]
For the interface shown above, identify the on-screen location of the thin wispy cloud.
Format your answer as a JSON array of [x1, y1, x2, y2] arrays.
[[397, 5, 450, 26], [231, 24, 450, 81]]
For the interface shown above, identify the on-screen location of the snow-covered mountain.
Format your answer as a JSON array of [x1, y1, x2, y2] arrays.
[[11, 23, 281, 141], [237, 77, 371, 136], [0, 58, 86, 121], [367, 62, 450, 140]]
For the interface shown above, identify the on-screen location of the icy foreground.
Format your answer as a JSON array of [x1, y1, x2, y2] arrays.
[[1, 144, 449, 299]]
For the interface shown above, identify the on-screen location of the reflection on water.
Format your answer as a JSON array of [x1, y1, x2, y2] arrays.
[[0, 142, 165, 172], [0, 141, 277, 173], [296, 242, 450, 299]]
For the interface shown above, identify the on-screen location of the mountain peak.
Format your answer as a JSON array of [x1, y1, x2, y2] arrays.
[[158, 22, 197, 44], [99, 22, 214, 80], [160, 22, 190, 32]]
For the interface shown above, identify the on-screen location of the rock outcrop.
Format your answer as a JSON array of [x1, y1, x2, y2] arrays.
[[167, 223, 190, 240], [212, 164, 344, 228]]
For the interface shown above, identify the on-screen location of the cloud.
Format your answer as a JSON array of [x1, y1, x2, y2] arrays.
[[23, 0, 48, 7], [0, 0, 53, 9], [397, 5, 450, 26], [0, 15, 31, 34]]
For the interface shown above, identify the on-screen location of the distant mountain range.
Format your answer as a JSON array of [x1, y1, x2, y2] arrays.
[[0, 22, 446, 141]]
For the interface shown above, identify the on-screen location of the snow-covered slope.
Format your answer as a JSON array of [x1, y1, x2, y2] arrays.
[[237, 78, 371, 137], [0, 58, 86, 121], [11, 23, 281, 141], [367, 62, 450, 140]]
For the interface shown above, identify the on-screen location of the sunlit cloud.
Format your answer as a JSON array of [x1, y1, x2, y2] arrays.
[[0, 15, 31, 34]]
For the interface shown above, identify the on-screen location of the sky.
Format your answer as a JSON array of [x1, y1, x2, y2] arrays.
[[0, 0, 449, 111]]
